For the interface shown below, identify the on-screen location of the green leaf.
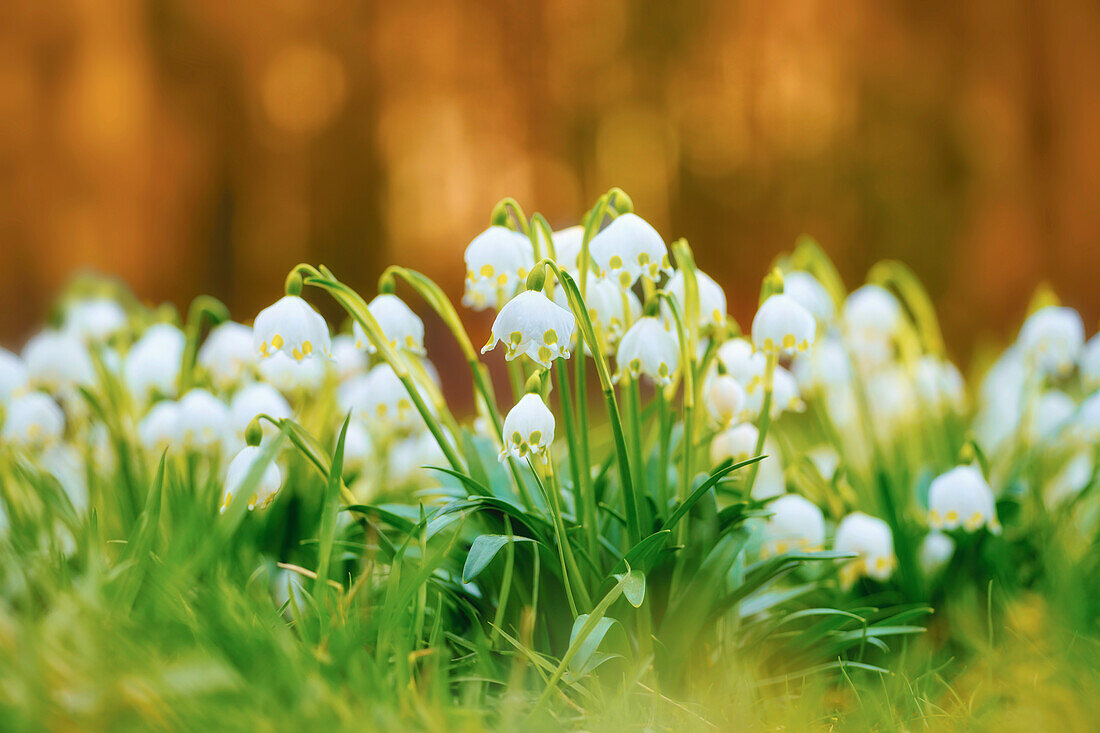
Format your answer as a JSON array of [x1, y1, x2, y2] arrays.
[[462, 534, 538, 583], [662, 456, 764, 532], [565, 615, 619, 680]]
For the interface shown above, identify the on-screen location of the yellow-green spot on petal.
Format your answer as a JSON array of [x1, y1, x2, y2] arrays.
[[609, 255, 623, 269], [480, 264, 495, 278], [543, 329, 557, 345], [271, 334, 284, 350], [528, 430, 542, 446]]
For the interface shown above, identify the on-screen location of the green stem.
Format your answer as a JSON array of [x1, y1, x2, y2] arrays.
[[178, 295, 230, 394], [555, 358, 595, 567], [744, 352, 777, 496]]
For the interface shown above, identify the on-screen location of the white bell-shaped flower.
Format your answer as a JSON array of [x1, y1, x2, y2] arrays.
[[709, 422, 759, 465], [752, 293, 815, 355], [462, 226, 535, 311], [744, 366, 803, 419], [1017, 305, 1084, 378], [834, 512, 896, 585], [554, 274, 638, 351], [0, 348, 28, 406], [751, 446, 787, 500], [341, 363, 429, 433], [866, 366, 918, 437], [588, 213, 671, 289], [615, 316, 680, 385], [354, 294, 426, 356], [482, 290, 576, 368], [716, 338, 766, 393], [782, 271, 834, 327], [1070, 392, 1100, 443], [198, 322, 254, 391], [22, 330, 95, 393], [791, 336, 851, 392], [138, 400, 180, 451], [914, 356, 966, 413], [843, 285, 902, 341], [177, 389, 230, 451], [919, 532, 955, 575], [807, 445, 840, 481], [253, 295, 331, 362], [1029, 390, 1076, 442], [124, 324, 185, 401], [258, 351, 326, 394], [64, 298, 127, 343], [1044, 449, 1094, 506], [705, 374, 747, 428], [551, 225, 585, 273], [221, 445, 282, 513], [663, 269, 727, 329], [1, 392, 64, 449], [1080, 334, 1100, 388], [499, 393, 555, 463], [388, 431, 448, 486], [761, 494, 826, 557], [928, 465, 1000, 533], [341, 421, 375, 475], [330, 334, 368, 381], [230, 383, 291, 441]]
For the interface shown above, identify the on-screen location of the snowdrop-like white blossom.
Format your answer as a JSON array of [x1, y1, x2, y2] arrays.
[[866, 366, 918, 435], [329, 334, 367, 381], [1016, 305, 1084, 378], [23, 330, 95, 393], [716, 338, 766, 393], [791, 336, 851, 392], [588, 213, 670, 289], [354, 294, 425, 355], [340, 363, 429, 432], [752, 441, 786, 500], [556, 274, 639, 351], [914, 356, 966, 413], [1029, 390, 1076, 442], [761, 494, 826, 557], [919, 532, 955, 575], [551, 225, 585, 272], [177, 389, 230, 451], [928, 465, 1000, 533], [1081, 334, 1100, 388], [341, 421, 375, 475], [1069, 392, 1100, 444], [782, 271, 834, 327], [463, 226, 535, 311], [705, 374, 747, 428], [221, 446, 282, 513], [807, 445, 840, 481], [0, 347, 28, 405], [138, 400, 180, 451], [230, 383, 291, 440], [1, 392, 64, 449], [64, 298, 127, 343], [752, 294, 815, 355], [198, 321, 254, 390], [709, 422, 759, 466], [258, 351, 326, 394], [253, 295, 331, 362], [388, 431, 448, 486], [1044, 450, 1094, 506], [834, 512, 896, 585], [124, 324, 185, 401], [616, 316, 680, 385], [499, 393, 555, 462], [743, 366, 803, 420], [663, 269, 727, 329], [974, 348, 1027, 451], [843, 285, 902, 340], [482, 290, 576, 368]]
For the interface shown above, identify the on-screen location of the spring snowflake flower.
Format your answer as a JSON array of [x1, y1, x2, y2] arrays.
[[760, 494, 826, 558], [198, 321, 254, 390], [551, 225, 585, 272], [705, 374, 747, 428], [807, 445, 840, 481], [914, 356, 966, 413], [928, 465, 1000, 533], [499, 393, 555, 463], [1, 392, 65, 449], [743, 366, 803, 420], [710, 423, 759, 465], [341, 421, 375, 475], [463, 226, 535, 311], [138, 400, 180, 451], [353, 294, 426, 355], [1081, 334, 1100, 388], [663, 269, 727, 329], [588, 213, 671, 289], [1017, 305, 1084, 378], [177, 389, 230, 451], [253, 295, 332, 362], [0, 347, 28, 405], [388, 432, 448, 486], [340, 363, 430, 432], [124, 324, 185, 401], [22, 330, 95, 393], [1070, 392, 1100, 443], [843, 284, 902, 339], [482, 290, 576, 368], [834, 512, 896, 585], [615, 316, 680, 385], [716, 338, 766, 392], [554, 274, 639, 351], [230, 383, 291, 440], [1029, 390, 1076, 442], [791, 336, 851, 392], [866, 366, 918, 436], [919, 532, 955, 575], [753, 440, 786, 500], [64, 298, 127, 343], [259, 351, 327, 394], [330, 334, 368, 380], [782, 271, 834, 327], [1044, 449, 1094, 506], [752, 294, 815, 355], [221, 446, 282, 513]]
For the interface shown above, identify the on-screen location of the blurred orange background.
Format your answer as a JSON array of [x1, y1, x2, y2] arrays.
[[2, 0, 1099, 366]]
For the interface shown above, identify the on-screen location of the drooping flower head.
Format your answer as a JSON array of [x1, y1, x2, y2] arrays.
[[499, 393, 555, 463], [329, 334, 368, 381], [353, 294, 426, 356], [64, 298, 128, 343], [927, 465, 1000, 533], [339, 363, 431, 433], [615, 316, 680, 385], [760, 494, 826, 558], [462, 226, 535, 311], [253, 295, 332, 362], [743, 366, 804, 420], [230, 383, 292, 442], [0, 347, 28, 406], [716, 338, 766, 393], [663, 269, 727, 329], [842, 284, 902, 367], [124, 324, 186, 402], [834, 512, 896, 586], [704, 374, 747, 428], [709, 422, 759, 466], [138, 400, 180, 451], [1081, 334, 1100, 388], [258, 351, 327, 394], [752, 293, 815, 355], [221, 446, 283, 513], [554, 274, 639, 353], [482, 290, 576, 368], [198, 321, 255, 391], [551, 225, 585, 273], [22, 330, 95, 394], [1017, 305, 1084, 379], [919, 532, 955, 575], [177, 389, 230, 451], [588, 213, 671, 289], [1, 392, 65, 449], [782, 271, 834, 327]]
